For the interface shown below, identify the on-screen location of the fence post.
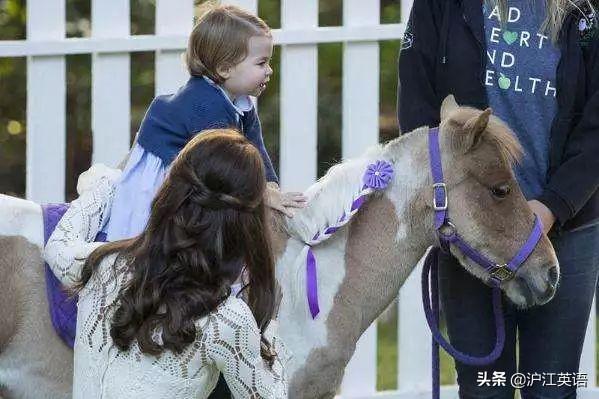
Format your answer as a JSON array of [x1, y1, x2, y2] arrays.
[[91, 0, 131, 167], [401, 0, 414, 24], [155, 0, 193, 96], [341, 327, 378, 396], [26, 0, 66, 203], [398, 252, 432, 393], [279, 0, 318, 191], [342, 0, 380, 159], [338, 1, 381, 395]]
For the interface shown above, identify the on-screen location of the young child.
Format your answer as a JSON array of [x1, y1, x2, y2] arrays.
[[45, 130, 290, 398], [105, 4, 305, 242]]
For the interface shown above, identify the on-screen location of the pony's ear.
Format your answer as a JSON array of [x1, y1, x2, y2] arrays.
[[440, 95, 459, 121], [458, 108, 492, 152]]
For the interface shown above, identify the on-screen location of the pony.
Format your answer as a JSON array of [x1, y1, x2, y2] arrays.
[[0, 96, 559, 398]]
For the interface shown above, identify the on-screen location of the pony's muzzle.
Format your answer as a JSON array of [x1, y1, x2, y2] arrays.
[[516, 263, 559, 306]]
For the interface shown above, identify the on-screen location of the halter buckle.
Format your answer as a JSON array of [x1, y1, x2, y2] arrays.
[[490, 264, 515, 282], [432, 183, 448, 211]]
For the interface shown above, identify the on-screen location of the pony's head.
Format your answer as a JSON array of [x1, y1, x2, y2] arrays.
[[284, 95, 558, 311], [431, 95, 559, 308]]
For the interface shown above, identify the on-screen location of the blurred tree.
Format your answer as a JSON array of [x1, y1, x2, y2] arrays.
[[0, 0, 26, 196]]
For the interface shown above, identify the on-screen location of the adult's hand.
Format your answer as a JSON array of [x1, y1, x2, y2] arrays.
[[528, 199, 556, 235]]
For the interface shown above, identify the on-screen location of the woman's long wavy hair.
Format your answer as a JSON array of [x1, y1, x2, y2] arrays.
[[77, 129, 277, 363], [487, 0, 597, 42]]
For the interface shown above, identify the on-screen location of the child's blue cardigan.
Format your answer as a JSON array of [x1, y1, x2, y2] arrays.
[[137, 76, 278, 183]]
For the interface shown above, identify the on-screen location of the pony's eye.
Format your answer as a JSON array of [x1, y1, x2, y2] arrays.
[[491, 184, 511, 199]]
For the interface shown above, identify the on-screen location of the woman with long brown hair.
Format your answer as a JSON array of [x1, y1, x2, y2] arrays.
[[44, 129, 289, 398], [399, 0, 598, 398]]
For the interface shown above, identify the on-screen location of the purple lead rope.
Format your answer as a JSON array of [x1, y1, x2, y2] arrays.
[[425, 126, 543, 399], [422, 247, 506, 362], [423, 248, 505, 399]]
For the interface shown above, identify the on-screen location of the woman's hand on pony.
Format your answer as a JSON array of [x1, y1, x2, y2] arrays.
[[528, 199, 556, 235], [265, 182, 307, 218]]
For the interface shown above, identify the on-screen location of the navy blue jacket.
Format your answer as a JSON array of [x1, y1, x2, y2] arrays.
[[137, 76, 278, 183], [398, 0, 599, 230]]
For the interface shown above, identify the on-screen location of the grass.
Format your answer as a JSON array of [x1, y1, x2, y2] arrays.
[[376, 302, 456, 391], [376, 303, 599, 391]]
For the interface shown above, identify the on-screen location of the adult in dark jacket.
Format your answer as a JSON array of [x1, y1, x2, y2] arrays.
[[398, 0, 599, 397]]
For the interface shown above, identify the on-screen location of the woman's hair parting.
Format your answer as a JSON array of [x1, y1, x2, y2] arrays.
[[77, 129, 277, 365], [185, 4, 271, 83]]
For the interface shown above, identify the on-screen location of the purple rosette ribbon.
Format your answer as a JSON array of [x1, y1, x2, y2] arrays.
[[362, 160, 394, 190], [305, 159, 394, 320]]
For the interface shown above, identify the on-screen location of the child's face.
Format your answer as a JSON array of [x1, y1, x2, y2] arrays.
[[220, 35, 274, 98]]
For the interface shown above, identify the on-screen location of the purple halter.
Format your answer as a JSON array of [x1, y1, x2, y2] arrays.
[[428, 126, 543, 286], [423, 127, 544, 399]]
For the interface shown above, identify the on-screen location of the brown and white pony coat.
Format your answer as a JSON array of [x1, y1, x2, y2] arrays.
[[0, 97, 559, 398]]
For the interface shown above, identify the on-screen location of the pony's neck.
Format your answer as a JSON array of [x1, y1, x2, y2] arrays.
[[352, 127, 436, 325], [281, 129, 438, 396], [383, 126, 436, 257]]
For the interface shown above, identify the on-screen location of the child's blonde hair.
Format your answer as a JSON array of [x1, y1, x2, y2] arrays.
[[185, 4, 271, 84]]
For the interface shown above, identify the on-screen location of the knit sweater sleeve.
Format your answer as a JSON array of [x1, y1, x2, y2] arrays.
[[44, 165, 121, 287]]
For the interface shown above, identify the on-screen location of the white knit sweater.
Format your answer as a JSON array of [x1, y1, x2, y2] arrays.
[[44, 166, 289, 399]]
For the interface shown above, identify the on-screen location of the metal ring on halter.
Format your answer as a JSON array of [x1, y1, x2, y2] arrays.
[[437, 220, 456, 238], [489, 264, 515, 282], [436, 221, 456, 253]]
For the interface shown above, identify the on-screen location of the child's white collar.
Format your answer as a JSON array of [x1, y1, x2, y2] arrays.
[[203, 76, 253, 116]]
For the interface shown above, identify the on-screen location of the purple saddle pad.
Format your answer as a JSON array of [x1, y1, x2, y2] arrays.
[[42, 203, 107, 348]]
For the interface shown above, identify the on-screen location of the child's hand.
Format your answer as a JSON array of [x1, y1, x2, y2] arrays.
[[265, 183, 307, 218]]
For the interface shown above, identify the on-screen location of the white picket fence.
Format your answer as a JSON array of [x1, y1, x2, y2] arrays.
[[1, 0, 597, 397]]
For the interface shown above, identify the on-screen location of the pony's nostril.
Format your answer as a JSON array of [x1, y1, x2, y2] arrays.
[[548, 266, 559, 287], [537, 285, 556, 304]]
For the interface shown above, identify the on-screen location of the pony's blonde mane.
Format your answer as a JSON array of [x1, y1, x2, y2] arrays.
[[484, 117, 523, 166], [286, 144, 387, 243], [446, 106, 523, 166], [287, 106, 523, 245]]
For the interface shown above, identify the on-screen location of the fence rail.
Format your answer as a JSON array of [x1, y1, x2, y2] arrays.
[[0, 0, 596, 397], [0, 25, 405, 57]]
